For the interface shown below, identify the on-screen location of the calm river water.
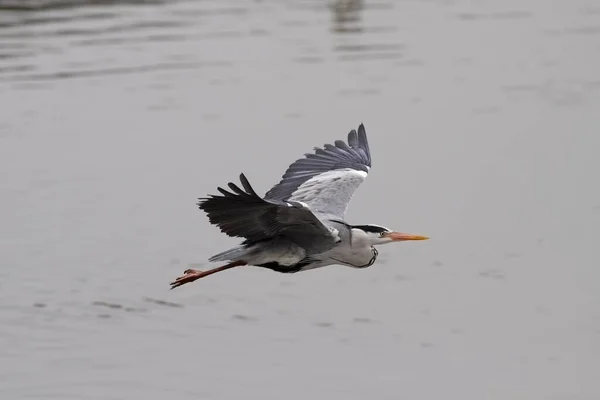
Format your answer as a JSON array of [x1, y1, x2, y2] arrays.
[[1, 0, 599, 399]]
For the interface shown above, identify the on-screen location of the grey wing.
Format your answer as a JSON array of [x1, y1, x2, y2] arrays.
[[198, 174, 339, 253], [264, 123, 371, 219]]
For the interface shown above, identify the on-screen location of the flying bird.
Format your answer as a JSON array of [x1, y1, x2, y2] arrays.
[[170, 124, 428, 289]]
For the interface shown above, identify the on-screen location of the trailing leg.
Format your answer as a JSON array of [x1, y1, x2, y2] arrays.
[[169, 260, 247, 289]]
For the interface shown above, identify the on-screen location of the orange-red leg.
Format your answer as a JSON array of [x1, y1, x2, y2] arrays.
[[169, 260, 247, 289]]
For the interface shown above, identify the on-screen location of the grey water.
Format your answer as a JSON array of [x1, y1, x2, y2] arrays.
[[1, 0, 599, 399]]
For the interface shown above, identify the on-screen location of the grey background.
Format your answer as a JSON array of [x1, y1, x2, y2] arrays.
[[1, 0, 599, 399]]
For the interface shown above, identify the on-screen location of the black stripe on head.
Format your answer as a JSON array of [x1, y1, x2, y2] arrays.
[[351, 224, 389, 234]]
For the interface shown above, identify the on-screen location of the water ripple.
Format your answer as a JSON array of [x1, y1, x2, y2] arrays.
[[1, 60, 229, 82]]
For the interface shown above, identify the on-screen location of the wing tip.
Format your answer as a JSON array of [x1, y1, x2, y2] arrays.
[[357, 122, 367, 140], [356, 122, 370, 166], [348, 122, 367, 144], [238, 173, 260, 198], [347, 128, 358, 148]]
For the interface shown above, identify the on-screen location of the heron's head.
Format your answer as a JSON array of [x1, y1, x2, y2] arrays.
[[352, 224, 429, 246]]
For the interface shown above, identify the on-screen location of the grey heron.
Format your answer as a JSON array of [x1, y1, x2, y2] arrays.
[[170, 124, 428, 289]]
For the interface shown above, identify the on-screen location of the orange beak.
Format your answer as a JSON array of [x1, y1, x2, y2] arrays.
[[385, 232, 430, 241]]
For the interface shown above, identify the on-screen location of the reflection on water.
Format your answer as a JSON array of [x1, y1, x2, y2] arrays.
[[0, 0, 204, 82], [0, 0, 166, 11], [1, 0, 600, 399], [330, 0, 363, 33], [0, 0, 411, 83]]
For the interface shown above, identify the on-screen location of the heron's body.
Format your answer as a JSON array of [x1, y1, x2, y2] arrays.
[[170, 124, 428, 289], [209, 220, 378, 272]]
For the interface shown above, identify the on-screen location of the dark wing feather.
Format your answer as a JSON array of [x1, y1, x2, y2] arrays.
[[264, 124, 371, 218], [198, 174, 338, 252], [264, 124, 371, 202]]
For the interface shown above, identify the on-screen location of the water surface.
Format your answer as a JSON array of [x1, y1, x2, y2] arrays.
[[1, 0, 599, 399]]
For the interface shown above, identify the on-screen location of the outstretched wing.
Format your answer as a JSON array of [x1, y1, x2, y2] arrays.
[[264, 123, 371, 219], [198, 174, 339, 252]]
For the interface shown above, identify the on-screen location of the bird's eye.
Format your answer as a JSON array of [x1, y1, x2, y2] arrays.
[[379, 232, 386, 237]]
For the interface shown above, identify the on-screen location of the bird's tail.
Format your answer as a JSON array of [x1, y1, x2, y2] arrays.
[[208, 245, 248, 263]]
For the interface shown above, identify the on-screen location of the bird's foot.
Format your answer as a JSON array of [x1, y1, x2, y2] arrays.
[[170, 269, 204, 290]]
